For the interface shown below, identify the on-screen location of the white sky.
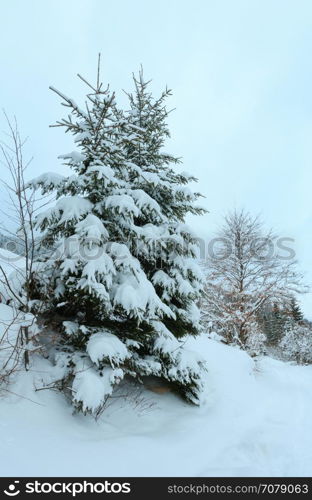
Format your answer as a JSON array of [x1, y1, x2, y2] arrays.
[[0, 0, 311, 315]]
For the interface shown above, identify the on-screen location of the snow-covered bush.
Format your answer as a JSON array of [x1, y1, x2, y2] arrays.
[[244, 325, 266, 357], [279, 322, 312, 364], [28, 68, 207, 415], [205, 318, 266, 357]]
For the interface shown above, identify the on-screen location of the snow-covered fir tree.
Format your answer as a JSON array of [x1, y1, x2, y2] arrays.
[[28, 66, 206, 415], [288, 297, 304, 322], [261, 297, 304, 346], [260, 302, 287, 346], [268, 302, 287, 344]]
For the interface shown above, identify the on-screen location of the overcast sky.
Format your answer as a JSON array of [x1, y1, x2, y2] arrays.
[[1, 0, 311, 315]]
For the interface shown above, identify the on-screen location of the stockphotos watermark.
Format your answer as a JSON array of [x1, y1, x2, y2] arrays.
[[0, 235, 296, 265], [204, 236, 295, 261], [3, 480, 131, 497]]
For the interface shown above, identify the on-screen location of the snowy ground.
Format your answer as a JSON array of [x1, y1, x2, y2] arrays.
[[1, 332, 312, 477]]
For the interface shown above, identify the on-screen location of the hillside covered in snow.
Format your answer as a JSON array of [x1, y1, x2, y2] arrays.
[[1, 333, 312, 477]]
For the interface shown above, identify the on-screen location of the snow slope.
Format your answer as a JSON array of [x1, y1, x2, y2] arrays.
[[1, 333, 312, 477]]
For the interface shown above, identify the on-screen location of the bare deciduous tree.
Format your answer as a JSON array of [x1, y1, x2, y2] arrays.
[[0, 114, 45, 376], [201, 210, 304, 349]]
